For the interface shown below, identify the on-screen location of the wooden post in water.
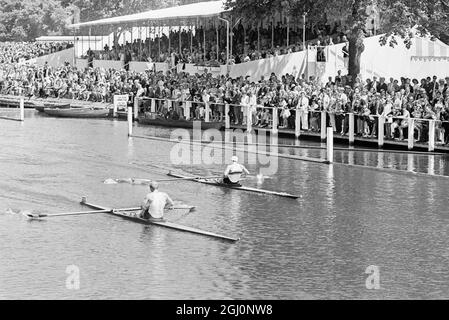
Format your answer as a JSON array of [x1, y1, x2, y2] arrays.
[[295, 109, 301, 138], [408, 118, 414, 150], [225, 104, 230, 129], [320, 111, 327, 141], [19, 97, 24, 121], [247, 106, 252, 133], [205, 102, 210, 122], [113, 95, 118, 118], [428, 120, 435, 152], [326, 127, 333, 163], [133, 97, 139, 120], [127, 106, 133, 136], [185, 101, 191, 120], [348, 113, 354, 146], [151, 98, 156, 112], [167, 99, 172, 113], [378, 116, 385, 148], [272, 107, 278, 134]]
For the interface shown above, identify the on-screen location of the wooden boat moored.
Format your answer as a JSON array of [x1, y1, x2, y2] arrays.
[[80, 197, 240, 242], [35, 103, 71, 112], [43, 107, 110, 118], [167, 172, 300, 199], [138, 113, 224, 130]]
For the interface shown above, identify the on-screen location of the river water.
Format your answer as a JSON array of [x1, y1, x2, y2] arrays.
[[1, 109, 449, 300]]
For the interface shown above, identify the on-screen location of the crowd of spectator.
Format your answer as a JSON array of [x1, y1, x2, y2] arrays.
[[84, 20, 352, 67], [1, 54, 448, 143], [0, 42, 73, 64]]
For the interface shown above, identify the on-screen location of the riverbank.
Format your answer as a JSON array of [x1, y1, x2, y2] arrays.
[[0, 94, 113, 110]]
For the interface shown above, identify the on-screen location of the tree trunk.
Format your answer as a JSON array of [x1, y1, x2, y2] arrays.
[[348, 29, 365, 86]]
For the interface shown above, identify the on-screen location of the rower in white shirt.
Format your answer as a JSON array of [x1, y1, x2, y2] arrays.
[[222, 156, 250, 186]]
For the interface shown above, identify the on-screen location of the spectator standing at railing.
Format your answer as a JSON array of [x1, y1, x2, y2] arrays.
[[297, 90, 309, 131]]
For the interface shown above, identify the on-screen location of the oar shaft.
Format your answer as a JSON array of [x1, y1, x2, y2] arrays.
[[25, 209, 111, 218], [114, 206, 195, 212], [131, 176, 221, 183]]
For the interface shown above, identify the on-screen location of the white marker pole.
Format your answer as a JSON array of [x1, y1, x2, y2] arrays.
[[295, 109, 301, 138], [428, 120, 435, 152], [320, 111, 327, 141], [225, 104, 230, 129], [133, 97, 139, 120], [272, 107, 278, 134], [247, 105, 252, 133], [127, 106, 133, 136], [113, 95, 118, 118], [408, 118, 414, 150], [378, 116, 385, 148], [348, 113, 354, 146], [327, 127, 334, 163], [19, 97, 24, 121]]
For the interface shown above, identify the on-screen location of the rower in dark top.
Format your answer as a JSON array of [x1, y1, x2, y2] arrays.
[[222, 156, 250, 186]]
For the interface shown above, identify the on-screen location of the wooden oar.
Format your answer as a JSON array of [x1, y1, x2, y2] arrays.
[[23, 209, 111, 219], [105, 176, 222, 185], [155, 176, 221, 182], [114, 206, 196, 212], [24, 205, 195, 219]]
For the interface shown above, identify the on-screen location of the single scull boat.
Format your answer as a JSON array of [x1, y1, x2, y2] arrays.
[[166, 172, 300, 199], [80, 197, 239, 242]]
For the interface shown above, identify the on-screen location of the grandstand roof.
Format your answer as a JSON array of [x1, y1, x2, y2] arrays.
[[68, 1, 228, 29], [35, 36, 103, 42]]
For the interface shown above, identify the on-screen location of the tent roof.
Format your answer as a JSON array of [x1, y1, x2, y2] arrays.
[[68, 1, 228, 29]]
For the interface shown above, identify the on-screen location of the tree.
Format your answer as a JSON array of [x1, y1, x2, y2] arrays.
[[0, 0, 73, 41], [225, 0, 449, 85]]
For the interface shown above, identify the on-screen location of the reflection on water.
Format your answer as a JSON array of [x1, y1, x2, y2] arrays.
[[1, 112, 449, 299]]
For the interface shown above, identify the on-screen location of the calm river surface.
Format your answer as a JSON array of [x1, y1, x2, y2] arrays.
[[1, 109, 449, 299]]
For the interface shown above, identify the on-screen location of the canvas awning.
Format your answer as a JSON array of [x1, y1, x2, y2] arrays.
[[68, 1, 228, 29]]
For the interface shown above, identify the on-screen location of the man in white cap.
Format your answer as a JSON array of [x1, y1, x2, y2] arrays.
[[140, 181, 174, 220], [222, 156, 250, 186]]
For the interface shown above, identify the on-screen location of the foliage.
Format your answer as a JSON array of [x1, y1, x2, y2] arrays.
[[225, 0, 449, 82], [0, 0, 72, 41], [0, 0, 198, 41]]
